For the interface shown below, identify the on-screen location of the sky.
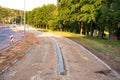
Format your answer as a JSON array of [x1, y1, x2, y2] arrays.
[[0, 0, 57, 11]]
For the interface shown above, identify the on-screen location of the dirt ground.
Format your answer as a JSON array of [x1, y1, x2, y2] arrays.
[[69, 37, 120, 75], [0, 30, 57, 80], [0, 29, 120, 80], [82, 45, 120, 74], [55, 37, 120, 80], [0, 32, 39, 74]]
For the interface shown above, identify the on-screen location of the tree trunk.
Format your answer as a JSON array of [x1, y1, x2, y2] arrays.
[[59, 24, 63, 32], [80, 22, 83, 37], [87, 26, 89, 36], [78, 21, 83, 37], [98, 26, 105, 38], [90, 21, 94, 36], [85, 23, 89, 36], [46, 24, 48, 30]]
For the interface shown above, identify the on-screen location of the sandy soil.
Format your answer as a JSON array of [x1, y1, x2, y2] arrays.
[[55, 37, 120, 80], [0, 29, 119, 80], [83, 45, 120, 75], [0, 31, 57, 80], [0, 32, 39, 74]]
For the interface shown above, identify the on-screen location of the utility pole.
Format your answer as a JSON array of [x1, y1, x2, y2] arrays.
[[24, 0, 26, 41]]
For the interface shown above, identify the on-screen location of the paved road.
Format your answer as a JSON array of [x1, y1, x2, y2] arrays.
[[0, 25, 21, 50], [0, 28, 119, 80]]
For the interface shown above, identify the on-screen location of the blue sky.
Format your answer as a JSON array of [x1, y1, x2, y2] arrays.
[[0, 0, 57, 11]]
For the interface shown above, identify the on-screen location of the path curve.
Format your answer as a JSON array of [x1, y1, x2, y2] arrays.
[[0, 28, 119, 80]]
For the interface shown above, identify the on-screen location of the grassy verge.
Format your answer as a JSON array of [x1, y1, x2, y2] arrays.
[[38, 28, 120, 61]]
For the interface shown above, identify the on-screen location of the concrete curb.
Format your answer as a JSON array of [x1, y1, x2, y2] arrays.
[[51, 37, 65, 75]]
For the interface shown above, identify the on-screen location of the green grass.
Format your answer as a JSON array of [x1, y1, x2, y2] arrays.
[[38, 28, 120, 60], [38, 28, 48, 32], [38, 28, 80, 37], [49, 31, 80, 37]]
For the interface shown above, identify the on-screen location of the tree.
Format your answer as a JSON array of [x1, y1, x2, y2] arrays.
[[0, 6, 24, 24], [28, 4, 56, 29]]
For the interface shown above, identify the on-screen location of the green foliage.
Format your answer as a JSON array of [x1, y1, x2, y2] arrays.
[[56, 0, 120, 39], [48, 19, 58, 30], [0, 6, 24, 24], [27, 0, 120, 39], [28, 4, 56, 29], [1, 0, 120, 39]]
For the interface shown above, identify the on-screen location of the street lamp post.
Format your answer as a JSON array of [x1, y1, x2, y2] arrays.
[[24, 0, 26, 41]]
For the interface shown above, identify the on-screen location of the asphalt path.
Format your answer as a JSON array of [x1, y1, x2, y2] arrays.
[[0, 25, 21, 50]]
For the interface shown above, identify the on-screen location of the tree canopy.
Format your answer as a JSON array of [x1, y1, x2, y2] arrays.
[[28, 4, 56, 29], [1, 0, 120, 40], [0, 6, 24, 24]]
